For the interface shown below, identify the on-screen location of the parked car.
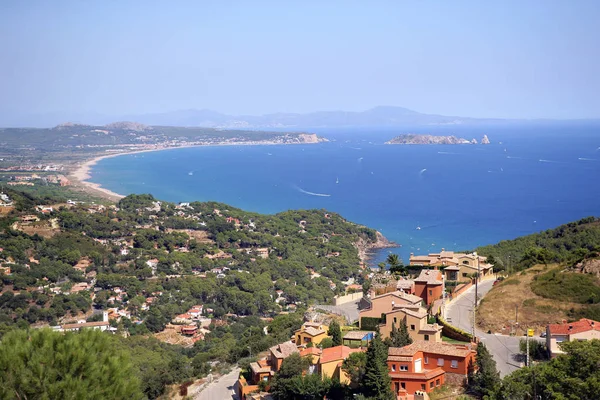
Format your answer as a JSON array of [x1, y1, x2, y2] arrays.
[[540, 331, 547, 338]]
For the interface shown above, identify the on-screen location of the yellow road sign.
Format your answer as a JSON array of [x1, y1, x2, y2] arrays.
[[527, 328, 535, 337]]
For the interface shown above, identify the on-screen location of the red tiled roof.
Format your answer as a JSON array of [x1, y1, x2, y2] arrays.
[[270, 341, 299, 359], [320, 345, 364, 364], [548, 318, 600, 335], [300, 347, 322, 357], [389, 341, 475, 358], [414, 269, 443, 285]]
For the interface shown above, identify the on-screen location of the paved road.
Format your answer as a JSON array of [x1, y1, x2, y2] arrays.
[[445, 280, 524, 377], [194, 367, 240, 400], [315, 300, 361, 323]]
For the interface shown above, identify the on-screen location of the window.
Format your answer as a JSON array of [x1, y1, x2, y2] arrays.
[[392, 364, 396, 372], [263, 376, 268, 381], [424, 357, 429, 364], [436, 379, 440, 387], [421, 384, 426, 391], [437, 358, 444, 366], [451, 360, 458, 369], [400, 365, 408, 371], [401, 382, 406, 389], [410, 324, 415, 331], [462, 272, 469, 277], [394, 317, 397, 324], [430, 382, 434, 389], [424, 334, 430, 341], [395, 383, 399, 392], [429, 289, 432, 296]]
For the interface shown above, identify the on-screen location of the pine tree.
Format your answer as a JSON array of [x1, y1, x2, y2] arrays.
[[328, 320, 343, 346], [469, 342, 500, 397], [0, 328, 143, 400], [362, 332, 395, 400]]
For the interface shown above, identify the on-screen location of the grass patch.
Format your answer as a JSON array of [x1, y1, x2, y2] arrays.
[[531, 269, 600, 304], [523, 299, 536, 307], [503, 279, 521, 285], [442, 335, 469, 344]]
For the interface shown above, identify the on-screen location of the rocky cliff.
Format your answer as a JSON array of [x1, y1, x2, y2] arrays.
[[481, 134, 491, 144], [386, 134, 471, 145]]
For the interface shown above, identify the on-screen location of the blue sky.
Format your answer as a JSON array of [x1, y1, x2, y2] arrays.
[[1, 0, 599, 119]]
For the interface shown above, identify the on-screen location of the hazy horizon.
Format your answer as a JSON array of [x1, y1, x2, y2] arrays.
[[1, 1, 599, 123]]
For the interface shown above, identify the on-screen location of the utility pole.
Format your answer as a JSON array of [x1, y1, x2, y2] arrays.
[[526, 332, 530, 367], [476, 254, 480, 304], [472, 304, 476, 338]]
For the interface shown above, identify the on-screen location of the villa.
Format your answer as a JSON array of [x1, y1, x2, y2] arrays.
[[546, 318, 600, 358]]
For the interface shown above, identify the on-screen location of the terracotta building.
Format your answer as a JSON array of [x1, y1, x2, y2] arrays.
[[546, 318, 600, 358], [413, 269, 444, 306], [388, 341, 477, 397]]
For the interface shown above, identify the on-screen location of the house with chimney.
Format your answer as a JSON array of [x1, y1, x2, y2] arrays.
[[413, 268, 444, 306], [359, 291, 423, 328], [379, 305, 443, 343], [293, 322, 329, 346], [546, 318, 600, 358]]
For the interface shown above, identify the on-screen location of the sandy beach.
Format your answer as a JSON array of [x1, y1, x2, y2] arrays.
[[68, 141, 305, 202]]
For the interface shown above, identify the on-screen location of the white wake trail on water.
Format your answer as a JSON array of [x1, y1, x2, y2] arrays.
[[579, 157, 596, 161], [419, 168, 427, 175], [294, 185, 331, 197]]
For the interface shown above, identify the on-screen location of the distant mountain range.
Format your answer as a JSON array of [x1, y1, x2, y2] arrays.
[[1, 106, 594, 129]]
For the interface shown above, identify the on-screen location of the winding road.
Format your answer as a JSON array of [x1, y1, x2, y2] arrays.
[[445, 280, 525, 377]]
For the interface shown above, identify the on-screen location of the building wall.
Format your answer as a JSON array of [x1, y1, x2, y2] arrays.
[[320, 361, 350, 384], [359, 295, 414, 321], [295, 331, 328, 346], [334, 291, 363, 305], [390, 375, 443, 396], [421, 351, 474, 376]]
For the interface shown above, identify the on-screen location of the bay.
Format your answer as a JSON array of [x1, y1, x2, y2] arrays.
[[89, 123, 600, 265]]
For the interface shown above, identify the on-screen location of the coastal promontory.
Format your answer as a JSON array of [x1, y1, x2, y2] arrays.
[[385, 133, 490, 145]]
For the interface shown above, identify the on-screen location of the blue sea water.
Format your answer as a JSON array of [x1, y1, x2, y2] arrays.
[[89, 123, 600, 265]]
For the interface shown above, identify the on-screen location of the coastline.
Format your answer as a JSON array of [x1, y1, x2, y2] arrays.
[[68, 140, 322, 202]]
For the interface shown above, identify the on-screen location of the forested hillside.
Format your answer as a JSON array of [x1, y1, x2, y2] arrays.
[[476, 217, 600, 272], [0, 189, 378, 397]]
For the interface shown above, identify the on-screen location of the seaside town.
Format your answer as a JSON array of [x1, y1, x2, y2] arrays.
[[2, 182, 599, 400]]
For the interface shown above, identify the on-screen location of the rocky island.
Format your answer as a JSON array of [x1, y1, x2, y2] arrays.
[[386, 133, 490, 145]]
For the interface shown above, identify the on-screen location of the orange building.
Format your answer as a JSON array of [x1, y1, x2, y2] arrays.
[[413, 269, 444, 306], [388, 341, 477, 396]]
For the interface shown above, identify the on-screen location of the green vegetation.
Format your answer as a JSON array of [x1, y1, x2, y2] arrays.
[[519, 338, 548, 362], [0, 329, 143, 400], [492, 340, 600, 399], [531, 268, 600, 304], [476, 217, 600, 272], [328, 320, 343, 346], [0, 188, 380, 397], [342, 351, 367, 389], [363, 332, 395, 400], [468, 343, 500, 398], [384, 319, 412, 348]]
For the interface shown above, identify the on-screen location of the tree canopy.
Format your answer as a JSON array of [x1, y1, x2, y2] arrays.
[[0, 329, 143, 400]]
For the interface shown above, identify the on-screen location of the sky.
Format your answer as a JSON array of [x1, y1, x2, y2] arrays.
[[1, 0, 599, 121]]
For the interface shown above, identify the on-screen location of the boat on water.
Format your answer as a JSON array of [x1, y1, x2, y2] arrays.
[[336, 177, 339, 184], [416, 226, 421, 230]]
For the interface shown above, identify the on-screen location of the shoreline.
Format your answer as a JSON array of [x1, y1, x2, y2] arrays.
[[68, 141, 322, 202]]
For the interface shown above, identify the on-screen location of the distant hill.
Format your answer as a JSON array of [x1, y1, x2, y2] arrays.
[[0, 106, 538, 129]]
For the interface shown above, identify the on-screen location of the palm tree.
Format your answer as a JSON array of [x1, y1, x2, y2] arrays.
[[386, 253, 404, 275]]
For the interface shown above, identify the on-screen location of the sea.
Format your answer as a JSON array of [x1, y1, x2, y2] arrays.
[[89, 123, 600, 266]]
